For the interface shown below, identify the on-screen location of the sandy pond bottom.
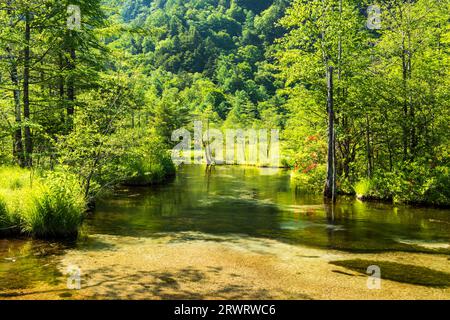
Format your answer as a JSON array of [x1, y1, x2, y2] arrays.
[[1, 232, 449, 300]]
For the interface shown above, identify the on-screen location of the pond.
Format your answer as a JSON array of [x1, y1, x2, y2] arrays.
[[1, 165, 449, 299]]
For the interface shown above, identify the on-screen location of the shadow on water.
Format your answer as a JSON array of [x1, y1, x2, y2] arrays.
[[88, 165, 450, 254]]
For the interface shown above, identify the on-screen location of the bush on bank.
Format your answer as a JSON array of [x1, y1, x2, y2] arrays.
[[0, 168, 86, 239], [0, 138, 177, 239], [122, 134, 176, 186], [288, 150, 449, 206], [354, 164, 449, 206], [290, 164, 327, 194]]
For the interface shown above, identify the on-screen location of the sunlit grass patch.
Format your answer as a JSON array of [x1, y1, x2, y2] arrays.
[[23, 172, 86, 238], [0, 167, 33, 233], [0, 167, 86, 239], [354, 179, 372, 198], [124, 158, 174, 186], [330, 259, 450, 288]]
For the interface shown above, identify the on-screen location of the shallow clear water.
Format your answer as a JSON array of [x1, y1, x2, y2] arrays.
[[1, 165, 449, 293], [88, 165, 450, 253]]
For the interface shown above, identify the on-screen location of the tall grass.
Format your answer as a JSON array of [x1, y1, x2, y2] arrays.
[[24, 171, 86, 238], [0, 167, 86, 239], [0, 196, 21, 234], [0, 197, 14, 232], [354, 178, 372, 198], [0, 167, 32, 234]]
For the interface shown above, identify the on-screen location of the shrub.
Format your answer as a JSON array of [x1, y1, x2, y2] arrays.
[[23, 172, 86, 239], [287, 134, 328, 194], [337, 177, 355, 195], [353, 164, 450, 206], [0, 167, 86, 239], [354, 178, 372, 198], [291, 163, 327, 194], [123, 133, 176, 186], [422, 166, 450, 206]]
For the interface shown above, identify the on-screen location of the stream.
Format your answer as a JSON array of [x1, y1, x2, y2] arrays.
[[1, 165, 449, 299]]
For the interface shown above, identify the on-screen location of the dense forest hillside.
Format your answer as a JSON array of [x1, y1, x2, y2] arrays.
[[102, 0, 290, 130]]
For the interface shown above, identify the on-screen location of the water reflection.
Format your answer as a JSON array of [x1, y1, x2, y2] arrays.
[[1, 165, 449, 295], [0, 239, 65, 292], [88, 165, 450, 253]]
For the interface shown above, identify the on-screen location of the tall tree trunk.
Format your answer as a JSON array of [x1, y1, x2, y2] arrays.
[[407, 37, 416, 159], [12, 66, 24, 167], [401, 35, 409, 161], [58, 52, 66, 127], [67, 47, 76, 118], [6, 1, 24, 166], [366, 114, 373, 178], [59, 53, 65, 99], [401, 31, 415, 161], [410, 92, 416, 159], [324, 66, 336, 202], [23, 11, 32, 167]]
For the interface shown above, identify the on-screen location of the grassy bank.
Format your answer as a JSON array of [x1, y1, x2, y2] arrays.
[[0, 147, 176, 239], [0, 168, 86, 239], [289, 162, 449, 207], [122, 138, 176, 187], [354, 165, 450, 207]]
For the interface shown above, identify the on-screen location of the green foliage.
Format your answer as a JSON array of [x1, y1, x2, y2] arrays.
[[277, 0, 449, 205], [0, 0, 448, 237], [0, 167, 86, 239], [55, 73, 177, 199], [354, 164, 450, 206], [24, 171, 86, 238], [291, 164, 327, 194], [122, 131, 176, 186], [56, 75, 134, 200], [105, 0, 287, 126]]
